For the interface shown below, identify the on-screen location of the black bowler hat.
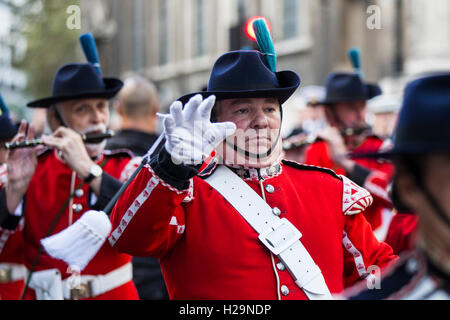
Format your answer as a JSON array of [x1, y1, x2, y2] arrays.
[[322, 72, 382, 105], [0, 95, 18, 140], [351, 72, 450, 159], [27, 63, 123, 108], [177, 50, 300, 105]]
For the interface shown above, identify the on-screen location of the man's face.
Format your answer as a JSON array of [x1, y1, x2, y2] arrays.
[[326, 100, 367, 130], [215, 97, 282, 167], [55, 98, 110, 157], [57, 98, 109, 133]]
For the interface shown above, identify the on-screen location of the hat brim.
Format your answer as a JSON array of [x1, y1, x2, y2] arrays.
[[177, 70, 300, 105], [27, 78, 123, 108], [322, 83, 382, 105], [348, 150, 398, 159], [349, 143, 450, 159]]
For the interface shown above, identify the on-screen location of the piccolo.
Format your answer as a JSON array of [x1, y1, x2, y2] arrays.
[[4, 130, 115, 150]]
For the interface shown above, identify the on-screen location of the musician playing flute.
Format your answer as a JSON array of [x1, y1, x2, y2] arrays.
[[107, 50, 397, 300], [0, 63, 140, 300], [303, 72, 395, 241], [0, 96, 26, 300]]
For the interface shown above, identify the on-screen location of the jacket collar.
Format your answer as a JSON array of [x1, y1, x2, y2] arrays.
[[226, 162, 282, 181]]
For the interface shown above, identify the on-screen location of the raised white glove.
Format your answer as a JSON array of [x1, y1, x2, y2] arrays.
[[160, 94, 236, 165]]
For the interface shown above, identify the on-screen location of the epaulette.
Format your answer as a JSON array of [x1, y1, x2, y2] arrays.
[[103, 148, 135, 159], [282, 160, 373, 216], [282, 160, 373, 215], [281, 159, 342, 180]]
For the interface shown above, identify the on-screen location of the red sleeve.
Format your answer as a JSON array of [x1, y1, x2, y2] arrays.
[[339, 174, 398, 288], [108, 164, 190, 258], [384, 213, 418, 255], [342, 213, 398, 288]]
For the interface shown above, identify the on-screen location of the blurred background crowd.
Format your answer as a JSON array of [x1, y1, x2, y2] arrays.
[[1, 0, 449, 141]]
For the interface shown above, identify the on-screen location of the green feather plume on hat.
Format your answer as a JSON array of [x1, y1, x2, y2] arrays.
[[252, 18, 277, 72], [348, 47, 363, 79]]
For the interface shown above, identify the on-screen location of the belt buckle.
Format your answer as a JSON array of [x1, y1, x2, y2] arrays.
[[70, 280, 93, 300], [258, 218, 302, 255], [0, 267, 12, 283]]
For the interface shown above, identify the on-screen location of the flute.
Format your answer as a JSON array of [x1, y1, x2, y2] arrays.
[[4, 130, 115, 150]]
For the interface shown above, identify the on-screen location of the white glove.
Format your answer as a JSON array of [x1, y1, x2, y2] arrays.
[[159, 94, 236, 165]]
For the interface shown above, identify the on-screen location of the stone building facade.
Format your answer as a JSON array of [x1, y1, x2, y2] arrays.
[[80, 0, 450, 134]]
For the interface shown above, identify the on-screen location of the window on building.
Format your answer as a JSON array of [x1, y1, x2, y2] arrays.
[[159, 0, 169, 65], [283, 0, 298, 39], [195, 0, 205, 57], [133, 0, 146, 70]]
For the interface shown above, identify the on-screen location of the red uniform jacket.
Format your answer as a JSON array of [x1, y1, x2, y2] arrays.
[[11, 149, 139, 300], [0, 223, 25, 300], [109, 159, 397, 300], [0, 164, 25, 300], [304, 135, 394, 232]]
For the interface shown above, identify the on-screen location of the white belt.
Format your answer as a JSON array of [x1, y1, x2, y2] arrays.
[[62, 262, 132, 300], [204, 165, 333, 300], [0, 263, 28, 283]]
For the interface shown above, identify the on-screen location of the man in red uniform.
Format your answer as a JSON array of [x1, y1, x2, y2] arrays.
[[108, 50, 396, 300], [0, 95, 26, 300], [344, 73, 450, 299], [304, 72, 395, 238], [0, 63, 139, 299]]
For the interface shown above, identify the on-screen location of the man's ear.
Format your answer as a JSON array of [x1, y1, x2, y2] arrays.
[[113, 101, 124, 117]]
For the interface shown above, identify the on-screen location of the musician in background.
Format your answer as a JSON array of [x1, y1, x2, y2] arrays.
[[0, 63, 139, 299], [0, 96, 25, 300], [344, 73, 450, 300], [304, 72, 395, 240]]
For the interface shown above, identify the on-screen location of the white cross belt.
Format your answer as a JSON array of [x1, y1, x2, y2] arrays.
[[204, 165, 332, 300]]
